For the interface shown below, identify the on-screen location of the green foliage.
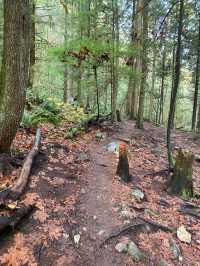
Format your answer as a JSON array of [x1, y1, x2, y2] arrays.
[[22, 95, 89, 128]]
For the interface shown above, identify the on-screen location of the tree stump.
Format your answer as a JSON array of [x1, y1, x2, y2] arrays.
[[170, 149, 194, 197], [116, 144, 131, 182]]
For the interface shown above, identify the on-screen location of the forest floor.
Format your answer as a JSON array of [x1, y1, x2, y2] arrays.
[[0, 121, 200, 266]]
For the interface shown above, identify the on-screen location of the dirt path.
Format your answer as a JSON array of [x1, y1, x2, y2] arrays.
[[0, 121, 200, 266], [76, 122, 135, 266]]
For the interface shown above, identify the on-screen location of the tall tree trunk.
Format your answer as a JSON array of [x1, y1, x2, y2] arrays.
[[127, 0, 136, 119], [191, 17, 200, 131], [28, 0, 35, 89], [167, 0, 184, 169], [94, 65, 100, 119], [159, 46, 166, 125], [149, 42, 156, 122], [63, 0, 68, 103], [136, 0, 148, 129], [111, 0, 119, 122], [0, 0, 30, 153]]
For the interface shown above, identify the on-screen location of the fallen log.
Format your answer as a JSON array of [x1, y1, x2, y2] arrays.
[[0, 128, 41, 203], [66, 113, 111, 138], [11, 128, 41, 199], [0, 204, 35, 234]]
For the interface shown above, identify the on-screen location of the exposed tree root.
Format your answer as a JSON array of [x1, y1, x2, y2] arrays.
[[100, 217, 175, 248], [179, 202, 200, 219]]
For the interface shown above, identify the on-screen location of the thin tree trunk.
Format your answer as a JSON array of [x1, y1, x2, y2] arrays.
[[149, 42, 156, 122], [0, 0, 30, 153], [136, 0, 148, 129], [28, 0, 35, 89], [63, 0, 68, 103], [159, 46, 166, 125], [93, 66, 100, 119], [192, 17, 200, 131], [167, 0, 184, 169]]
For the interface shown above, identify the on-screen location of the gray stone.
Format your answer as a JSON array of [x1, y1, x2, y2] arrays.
[[169, 238, 181, 259], [132, 189, 144, 201], [121, 209, 134, 219], [95, 132, 105, 140], [115, 242, 128, 253], [127, 241, 143, 262], [76, 153, 90, 162], [105, 142, 119, 153], [177, 225, 191, 244]]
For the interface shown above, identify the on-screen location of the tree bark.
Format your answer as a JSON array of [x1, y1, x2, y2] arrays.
[[136, 0, 148, 129], [28, 0, 35, 90], [192, 17, 200, 131], [159, 46, 166, 125], [167, 0, 184, 169], [0, 0, 31, 153]]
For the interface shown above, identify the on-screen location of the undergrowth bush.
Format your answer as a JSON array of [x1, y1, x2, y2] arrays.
[[22, 96, 89, 128]]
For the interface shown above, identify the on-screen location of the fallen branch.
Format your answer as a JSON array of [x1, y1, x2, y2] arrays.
[[0, 204, 35, 234], [0, 128, 41, 203], [67, 113, 111, 138]]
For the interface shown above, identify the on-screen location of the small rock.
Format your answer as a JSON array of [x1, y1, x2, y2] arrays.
[[98, 230, 105, 236], [132, 189, 144, 201], [115, 242, 128, 253], [96, 132, 105, 140], [169, 238, 181, 259], [74, 234, 80, 246], [121, 210, 134, 219], [93, 215, 97, 220], [76, 153, 90, 162], [82, 227, 87, 232], [123, 220, 131, 225], [127, 241, 143, 262], [177, 225, 191, 244], [105, 142, 119, 153], [81, 188, 86, 194]]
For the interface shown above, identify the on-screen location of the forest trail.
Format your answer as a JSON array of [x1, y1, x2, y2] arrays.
[[75, 121, 135, 266], [0, 121, 200, 265]]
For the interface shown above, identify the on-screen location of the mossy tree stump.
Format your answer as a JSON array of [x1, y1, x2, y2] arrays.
[[116, 144, 131, 182], [170, 149, 194, 197]]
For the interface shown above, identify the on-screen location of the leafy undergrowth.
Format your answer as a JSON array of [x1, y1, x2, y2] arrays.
[[22, 96, 90, 128], [0, 121, 199, 265]]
